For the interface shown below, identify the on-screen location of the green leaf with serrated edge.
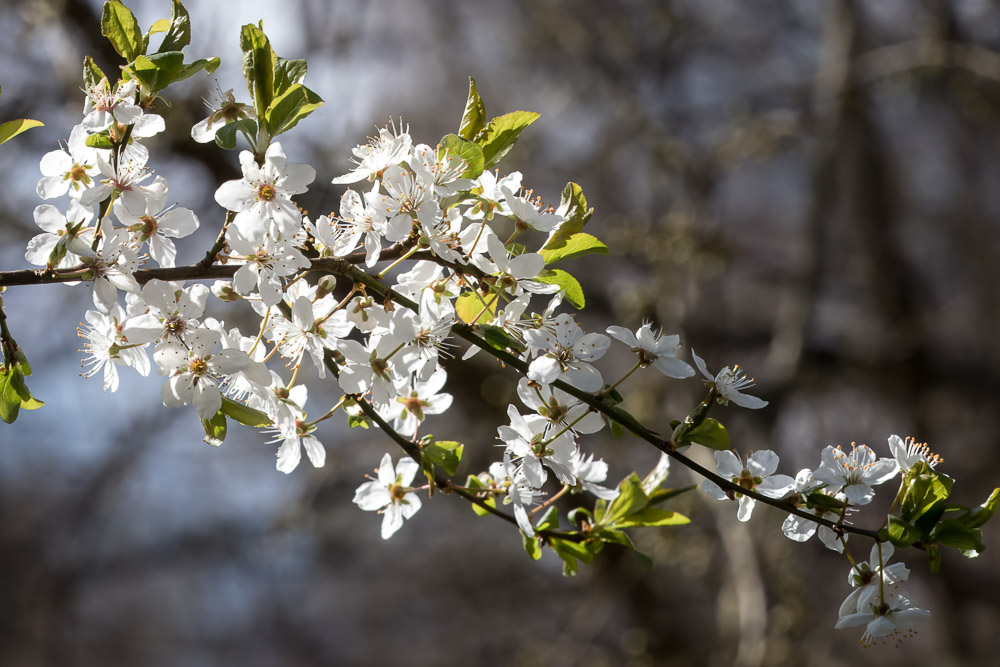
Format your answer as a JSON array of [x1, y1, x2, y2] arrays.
[[522, 531, 541, 560], [0, 119, 43, 146], [476, 110, 540, 169], [201, 411, 227, 446], [614, 507, 690, 529], [157, 0, 190, 53], [240, 23, 276, 118], [102, 1, 144, 62], [960, 488, 1000, 529], [899, 463, 953, 523], [422, 440, 463, 476], [677, 417, 729, 450], [931, 519, 985, 554], [273, 58, 308, 97], [480, 324, 526, 353], [599, 474, 649, 527], [534, 269, 584, 309], [83, 56, 107, 90], [220, 396, 271, 427], [544, 182, 594, 249], [886, 516, 918, 548], [439, 133, 484, 179], [459, 77, 486, 141], [264, 83, 323, 136], [85, 134, 113, 149], [539, 232, 608, 265], [455, 290, 497, 324]]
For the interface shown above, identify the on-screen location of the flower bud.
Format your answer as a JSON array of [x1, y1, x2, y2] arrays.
[[212, 280, 241, 302], [316, 275, 337, 298]]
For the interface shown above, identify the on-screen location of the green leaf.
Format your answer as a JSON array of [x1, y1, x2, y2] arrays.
[[85, 134, 114, 149], [129, 52, 219, 94], [536, 506, 559, 532], [422, 439, 464, 476], [201, 411, 227, 446], [479, 324, 526, 354], [544, 182, 595, 249], [521, 531, 542, 560], [264, 83, 323, 136], [459, 77, 486, 141], [551, 537, 594, 576], [464, 475, 496, 517], [214, 120, 239, 150], [899, 463, 954, 524], [476, 110, 540, 169], [0, 369, 23, 423], [613, 507, 690, 528], [439, 133, 485, 179], [0, 119, 43, 146], [647, 485, 697, 506], [960, 488, 1000, 529], [273, 58, 308, 97], [147, 19, 170, 36], [534, 269, 584, 309], [455, 290, 497, 324], [539, 232, 608, 265], [804, 491, 848, 513], [240, 22, 276, 118], [157, 0, 191, 53], [347, 412, 370, 429], [599, 474, 649, 527], [83, 56, 107, 90], [19, 396, 44, 411], [220, 396, 271, 427], [886, 515, 918, 549], [102, 1, 144, 62], [931, 519, 985, 555], [676, 417, 729, 450]]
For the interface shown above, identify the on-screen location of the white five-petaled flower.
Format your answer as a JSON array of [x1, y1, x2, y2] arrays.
[[191, 87, 256, 143], [497, 405, 576, 489], [214, 142, 315, 240], [835, 589, 930, 648], [691, 349, 768, 409], [226, 228, 310, 307], [812, 443, 900, 506], [36, 125, 102, 200], [888, 434, 942, 473], [701, 449, 795, 521], [524, 313, 610, 391], [113, 184, 199, 268], [156, 329, 262, 419], [80, 153, 160, 212], [500, 185, 564, 233], [486, 234, 558, 296], [268, 410, 326, 475], [408, 142, 473, 197], [838, 542, 910, 621], [780, 468, 846, 553], [606, 323, 695, 379], [353, 453, 422, 539], [332, 121, 412, 184], [25, 202, 95, 270], [81, 79, 141, 133], [77, 305, 150, 392], [314, 184, 387, 267]]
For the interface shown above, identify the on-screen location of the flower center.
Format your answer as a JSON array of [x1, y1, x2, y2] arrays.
[[258, 184, 277, 202]]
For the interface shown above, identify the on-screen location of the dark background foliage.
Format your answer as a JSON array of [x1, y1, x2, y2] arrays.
[[1, 0, 999, 665]]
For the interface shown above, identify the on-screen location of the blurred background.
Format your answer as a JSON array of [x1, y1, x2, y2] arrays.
[[2, 0, 1000, 665]]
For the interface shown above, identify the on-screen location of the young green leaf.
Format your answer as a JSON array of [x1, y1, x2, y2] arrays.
[[438, 133, 485, 179], [534, 269, 585, 309], [273, 58, 308, 97], [201, 411, 228, 446], [676, 417, 730, 450], [476, 110, 540, 169], [455, 290, 497, 324], [220, 396, 272, 427], [539, 232, 608, 265], [264, 83, 323, 136], [422, 439, 464, 476], [83, 56, 107, 90], [545, 182, 595, 249], [0, 119, 44, 147], [157, 0, 191, 54], [464, 475, 497, 517], [612, 507, 690, 529], [458, 76, 486, 141], [239, 23, 276, 118], [102, 1, 144, 62]]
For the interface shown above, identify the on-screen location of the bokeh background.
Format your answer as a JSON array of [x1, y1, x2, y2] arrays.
[[2, 0, 1000, 665]]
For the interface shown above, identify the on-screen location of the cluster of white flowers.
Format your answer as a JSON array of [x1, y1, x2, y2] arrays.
[[15, 44, 978, 646]]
